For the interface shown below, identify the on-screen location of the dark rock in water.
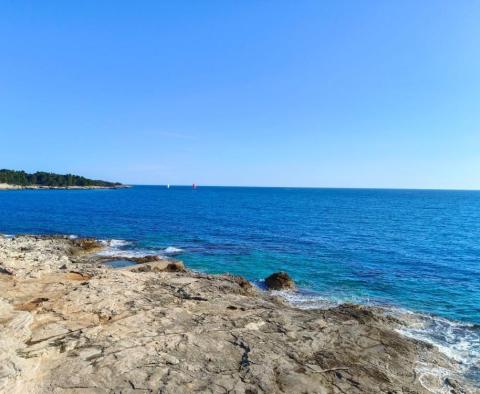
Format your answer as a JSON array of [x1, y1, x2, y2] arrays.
[[165, 261, 186, 272], [72, 238, 102, 252], [125, 260, 186, 273], [265, 271, 295, 290], [99, 255, 164, 265], [129, 255, 163, 264]]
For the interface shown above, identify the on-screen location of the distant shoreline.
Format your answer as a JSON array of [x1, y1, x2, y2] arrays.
[[0, 183, 130, 190]]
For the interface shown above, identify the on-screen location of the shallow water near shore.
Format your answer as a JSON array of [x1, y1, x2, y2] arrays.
[[104, 259, 137, 269], [1, 185, 480, 383]]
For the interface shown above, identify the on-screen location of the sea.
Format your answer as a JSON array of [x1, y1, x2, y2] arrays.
[[0, 186, 479, 384]]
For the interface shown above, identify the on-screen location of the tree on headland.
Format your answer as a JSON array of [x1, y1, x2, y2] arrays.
[[0, 169, 121, 187]]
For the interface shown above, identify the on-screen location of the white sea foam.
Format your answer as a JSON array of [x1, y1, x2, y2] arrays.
[[97, 249, 153, 258], [99, 239, 131, 247], [97, 249, 155, 258], [271, 290, 342, 310], [96, 239, 134, 257], [68, 234, 78, 239], [96, 238, 184, 259], [393, 309, 480, 377], [273, 288, 372, 311], [163, 246, 184, 255], [414, 362, 458, 394]]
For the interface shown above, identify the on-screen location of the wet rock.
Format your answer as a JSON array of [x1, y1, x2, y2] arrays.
[[129, 255, 163, 264], [71, 238, 103, 252], [445, 377, 460, 389], [124, 260, 186, 273], [165, 261, 186, 272], [265, 271, 295, 290]]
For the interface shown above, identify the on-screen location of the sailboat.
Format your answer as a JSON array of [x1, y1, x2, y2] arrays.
[[166, 184, 170, 189]]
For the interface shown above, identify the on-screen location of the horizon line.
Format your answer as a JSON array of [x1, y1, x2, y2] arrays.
[[127, 184, 480, 192]]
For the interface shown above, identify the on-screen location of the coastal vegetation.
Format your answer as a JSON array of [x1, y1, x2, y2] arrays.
[[0, 169, 121, 187]]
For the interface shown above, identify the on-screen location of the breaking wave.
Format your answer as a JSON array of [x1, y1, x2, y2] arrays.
[[99, 239, 131, 248], [163, 246, 184, 255], [96, 238, 184, 258], [393, 309, 480, 383]]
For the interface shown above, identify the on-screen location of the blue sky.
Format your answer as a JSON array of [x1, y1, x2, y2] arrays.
[[1, 1, 479, 188]]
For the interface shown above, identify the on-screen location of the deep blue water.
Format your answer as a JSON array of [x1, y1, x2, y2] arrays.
[[1, 186, 479, 324], [2, 186, 480, 381]]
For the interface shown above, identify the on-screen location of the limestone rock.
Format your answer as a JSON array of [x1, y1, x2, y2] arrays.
[[0, 235, 474, 393]]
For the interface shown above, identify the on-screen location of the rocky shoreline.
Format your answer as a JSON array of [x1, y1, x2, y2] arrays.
[[0, 235, 474, 393], [0, 183, 130, 190]]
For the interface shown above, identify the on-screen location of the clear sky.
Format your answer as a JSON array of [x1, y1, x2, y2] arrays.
[[1, 1, 479, 188]]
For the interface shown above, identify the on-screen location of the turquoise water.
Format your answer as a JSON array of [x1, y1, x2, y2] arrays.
[[1, 186, 479, 380]]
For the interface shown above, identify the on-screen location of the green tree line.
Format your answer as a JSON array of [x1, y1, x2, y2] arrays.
[[0, 169, 121, 187]]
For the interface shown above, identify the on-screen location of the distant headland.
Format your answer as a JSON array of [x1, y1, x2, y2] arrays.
[[0, 169, 127, 190]]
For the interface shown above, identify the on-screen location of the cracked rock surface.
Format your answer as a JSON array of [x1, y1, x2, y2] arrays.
[[0, 235, 473, 393]]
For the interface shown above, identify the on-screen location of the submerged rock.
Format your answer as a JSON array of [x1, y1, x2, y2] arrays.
[[123, 259, 186, 273], [102, 254, 166, 264], [265, 271, 296, 290], [129, 255, 163, 264]]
